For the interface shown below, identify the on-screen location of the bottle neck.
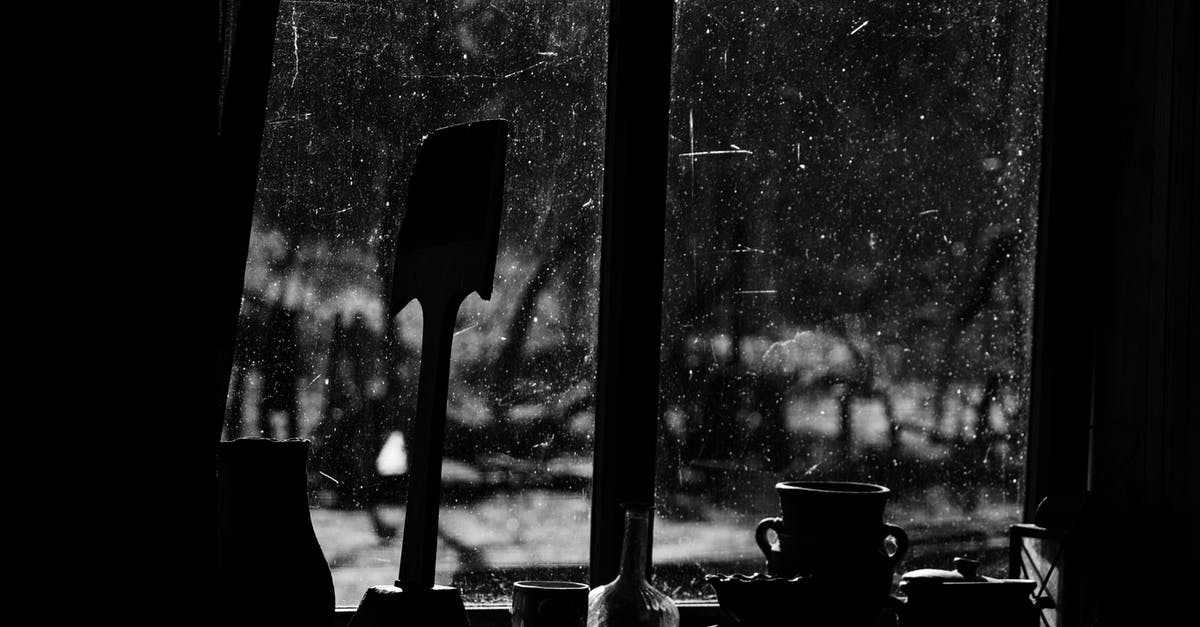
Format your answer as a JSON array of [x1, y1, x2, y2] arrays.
[[618, 508, 650, 582]]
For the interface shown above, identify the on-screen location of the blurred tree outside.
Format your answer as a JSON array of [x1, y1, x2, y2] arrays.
[[225, 0, 609, 476], [656, 0, 1043, 513]]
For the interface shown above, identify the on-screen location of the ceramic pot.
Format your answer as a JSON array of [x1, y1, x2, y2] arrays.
[[755, 481, 908, 582], [217, 438, 335, 627], [512, 581, 589, 627]]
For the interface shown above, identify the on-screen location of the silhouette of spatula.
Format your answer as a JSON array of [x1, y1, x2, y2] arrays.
[[349, 119, 508, 627]]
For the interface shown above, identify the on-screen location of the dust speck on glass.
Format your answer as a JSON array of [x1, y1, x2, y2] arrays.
[[223, 0, 609, 605], [654, 0, 1046, 598], [222, 0, 1048, 606]]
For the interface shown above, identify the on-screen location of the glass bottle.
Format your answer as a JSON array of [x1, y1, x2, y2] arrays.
[[587, 504, 680, 627]]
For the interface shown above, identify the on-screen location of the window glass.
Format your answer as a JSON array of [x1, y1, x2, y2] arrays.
[[223, 0, 609, 604], [654, 0, 1046, 598]]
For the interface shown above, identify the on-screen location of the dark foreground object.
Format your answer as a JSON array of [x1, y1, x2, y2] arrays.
[[350, 118, 509, 627], [349, 584, 472, 627], [898, 557, 1038, 627], [706, 572, 901, 627], [216, 438, 335, 627]]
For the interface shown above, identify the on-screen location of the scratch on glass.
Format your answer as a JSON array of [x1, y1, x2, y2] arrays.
[[284, 0, 365, 6], [850, 20, 869, 36], [267, 112, 312, 126], [722, 245, 768, 254], [290, 7, 300, 88], [678, 148, 753, 158], [401, 54, 582, 83], [319, 471, 340, 485], [454, 323, 480, 336]]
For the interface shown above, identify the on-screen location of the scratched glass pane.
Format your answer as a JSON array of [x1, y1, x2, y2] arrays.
[[654, 0, 1046, 598], [223, 0, 608, 604]]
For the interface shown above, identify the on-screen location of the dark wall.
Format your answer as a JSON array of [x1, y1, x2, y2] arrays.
[[1037, 0, 1196, 623]]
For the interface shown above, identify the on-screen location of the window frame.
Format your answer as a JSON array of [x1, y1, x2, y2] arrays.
[[206, 0, 1167, 623]]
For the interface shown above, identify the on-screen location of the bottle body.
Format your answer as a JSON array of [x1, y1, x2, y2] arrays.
[[587, 505, 680, 627]]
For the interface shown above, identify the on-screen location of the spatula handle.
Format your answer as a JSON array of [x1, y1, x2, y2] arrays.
[[396, 289, 469, 588]]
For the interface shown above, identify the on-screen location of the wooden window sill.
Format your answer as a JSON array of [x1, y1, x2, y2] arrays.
[[333, 602, 727, 627]]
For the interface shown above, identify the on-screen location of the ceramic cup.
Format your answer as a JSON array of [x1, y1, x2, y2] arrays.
[[755, 481, 908, 580], [511, 581, 589, 627]]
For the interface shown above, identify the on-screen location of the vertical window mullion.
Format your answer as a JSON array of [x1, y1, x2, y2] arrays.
[[590, 0, 677, 586]]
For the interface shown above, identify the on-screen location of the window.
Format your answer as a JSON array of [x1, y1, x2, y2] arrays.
[[222, 0, 610, 604], [220, 0, 1048, 612], [653, 0, 1045, 597]]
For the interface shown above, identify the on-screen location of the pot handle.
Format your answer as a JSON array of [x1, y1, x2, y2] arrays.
[[882, 523, 909, 567], [755, 517, 785, 557]]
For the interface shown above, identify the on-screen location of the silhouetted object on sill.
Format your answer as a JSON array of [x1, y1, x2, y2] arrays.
[[216, 437, 334, 627], [1009, 494, 1135, 627], [349, 118, 508, 627], [705, 572, 903, 627], [755, 481, 907, 598], [898, 557, 1037, 627], [512, 580, 590, 627], [587, 504, 680, 627]]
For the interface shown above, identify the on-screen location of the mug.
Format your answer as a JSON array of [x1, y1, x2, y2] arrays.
[[511, 581, 589, 627], [755, 481, 908, 579]]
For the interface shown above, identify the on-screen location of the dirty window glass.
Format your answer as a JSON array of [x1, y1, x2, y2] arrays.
[[654, 0, 1046, 597], [222, 0, 609, 605]]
